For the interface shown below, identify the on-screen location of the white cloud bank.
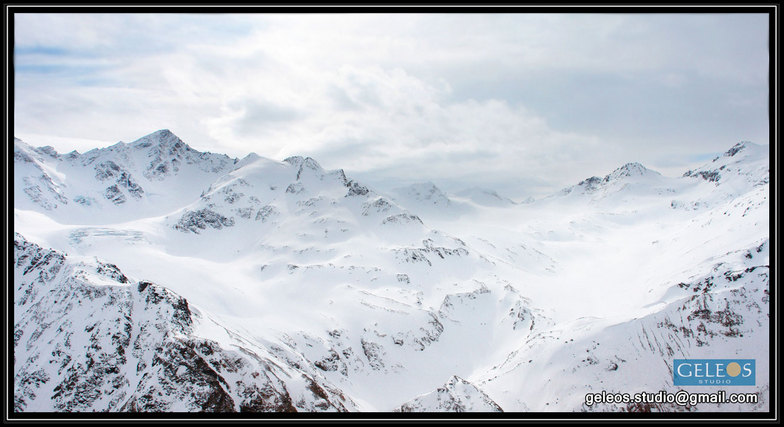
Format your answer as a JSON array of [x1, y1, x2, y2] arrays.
[[13, 12, 769, 197]]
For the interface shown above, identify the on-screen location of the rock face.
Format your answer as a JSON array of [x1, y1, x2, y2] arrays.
[[95, 161, 145, 204], [175, 209, 236, 233], [398, 376, 503, 412], [13, 234, 355, 412]]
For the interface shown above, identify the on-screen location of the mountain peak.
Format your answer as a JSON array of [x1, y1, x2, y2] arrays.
[[723, 141, 756, 158], [445, 375, 470, 387], [151, 128, 174, 139], [400, 182, 450, 204], [397, 375, 503, 412], [567, 162, 659, 195], [607, 162, 655, 180], [283, 156, 323, 171], [130, 129, 185, 150], [283, 156, 326, 183], [232, 152, 266, 170]]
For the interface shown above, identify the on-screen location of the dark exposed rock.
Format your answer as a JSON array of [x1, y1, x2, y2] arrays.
[[286, 183, 304, 194], [95, 162, 145, 201], [73, 196, 93, 206], [314, 350, 341, 372], [683, 169, 721, 182], [239, 382, 297, 412], [105, 185, 126, 205], [95, 161, 122, 181], [579, 176, 602, 188], [96, 261, 129, 284], [345, 180, 369, 197], [255, 205, 279, 222], [175, 209, 235, 233], [395, 248, 433, 266], [360, 339, 385, 370], [657, 261, 768, 346], [724, 142, 747, 157], [361, 198, 393, 216], [382, 213, 423, 225]]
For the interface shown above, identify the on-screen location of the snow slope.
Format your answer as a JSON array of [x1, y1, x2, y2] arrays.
[[13, 131, 772, 413]]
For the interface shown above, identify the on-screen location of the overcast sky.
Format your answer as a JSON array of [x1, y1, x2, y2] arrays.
[[13, 12, 769, 198]]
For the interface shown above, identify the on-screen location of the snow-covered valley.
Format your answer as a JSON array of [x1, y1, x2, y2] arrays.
[[12, 130, 771, 413]]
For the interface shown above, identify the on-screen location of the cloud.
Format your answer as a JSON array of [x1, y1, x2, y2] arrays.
[[226, 99, 305, 136], [13, 12, 769, 197], [204, 65, 604, 196]]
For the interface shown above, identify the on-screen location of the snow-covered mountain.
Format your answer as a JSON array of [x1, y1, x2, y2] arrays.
[[14, 130, 236, 224], [394, 182, 452, 207], [556, 162, 664, 199], [683, 141, 768, 187], [390, 182, 474, 222], [13, 131, 771, 413], [14, 233, 354, 412]]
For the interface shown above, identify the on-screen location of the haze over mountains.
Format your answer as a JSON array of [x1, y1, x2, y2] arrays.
[[13, 130, 770, 412]]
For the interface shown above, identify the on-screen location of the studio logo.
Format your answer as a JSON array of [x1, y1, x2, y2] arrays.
[[673, 359, 755, 386]]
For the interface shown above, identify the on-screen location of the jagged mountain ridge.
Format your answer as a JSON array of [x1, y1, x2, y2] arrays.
[[14, 130, 236, 223], [13, 131, 770, 412]]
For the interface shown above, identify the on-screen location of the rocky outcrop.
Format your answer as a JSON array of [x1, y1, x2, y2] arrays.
[[175, 209, 235, 233]]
